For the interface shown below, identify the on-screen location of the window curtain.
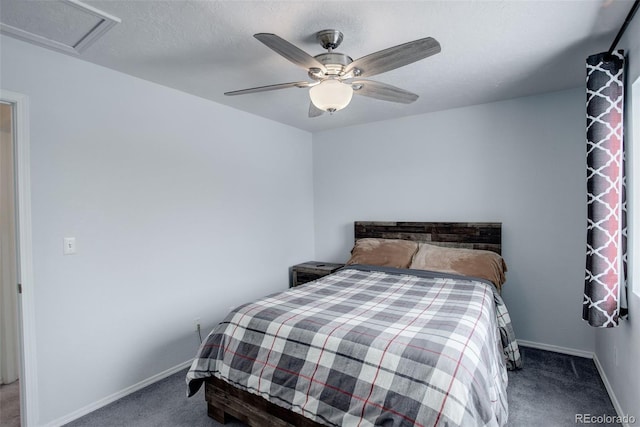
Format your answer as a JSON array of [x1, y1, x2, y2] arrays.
[[584, 50, 628, 328]]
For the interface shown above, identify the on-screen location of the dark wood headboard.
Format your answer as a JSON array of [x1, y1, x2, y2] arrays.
[[354, 222, 502, 255]]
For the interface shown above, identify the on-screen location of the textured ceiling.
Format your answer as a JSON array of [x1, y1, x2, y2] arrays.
[[1, 0, 633, 132]]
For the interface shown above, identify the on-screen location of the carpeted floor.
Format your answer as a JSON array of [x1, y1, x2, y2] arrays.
[[507, 347, 620, 427], [0, 380, 21, 427], [65, 346, 620, 427]]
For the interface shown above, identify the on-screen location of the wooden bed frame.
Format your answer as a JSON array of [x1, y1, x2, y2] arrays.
[[204, 221, 502, 426], [354, 221, 502, 254]]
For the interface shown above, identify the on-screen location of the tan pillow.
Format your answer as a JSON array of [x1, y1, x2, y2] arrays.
[[409, 243, 507, 290], [346, 238, 419, 269]]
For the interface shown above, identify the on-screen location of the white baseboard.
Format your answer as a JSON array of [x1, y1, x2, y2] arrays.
[[517, 339, 594, 359], [517, 340, 630, 427], [592, 354, 631, 427], [43, 359, 193, 427]]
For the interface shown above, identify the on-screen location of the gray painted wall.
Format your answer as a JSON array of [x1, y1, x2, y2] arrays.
[[313, 87, 595, 353], [594, 10, 640, 419], [1, 35, 315, 425], [4, 13, 638, 423]]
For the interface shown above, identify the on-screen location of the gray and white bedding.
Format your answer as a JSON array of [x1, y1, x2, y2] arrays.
[[187, 265, 522, 427]]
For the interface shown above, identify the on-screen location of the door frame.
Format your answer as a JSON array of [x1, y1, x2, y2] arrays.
[[1, 89, 38, 426]]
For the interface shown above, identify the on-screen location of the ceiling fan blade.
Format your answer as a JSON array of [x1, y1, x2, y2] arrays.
[[345, 37, 441, 78], [224, 81, 313, 96], [351, 80, 419, 104], [254, 33, 327, 72], [309, 102, 325, 118]]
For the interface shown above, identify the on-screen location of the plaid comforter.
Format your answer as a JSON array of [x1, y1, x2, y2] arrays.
[[187, 265, 522, 427]]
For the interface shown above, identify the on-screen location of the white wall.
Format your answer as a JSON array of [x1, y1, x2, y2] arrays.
[[594, 10, 640, 420], [0, 35, 315, 425], [313, 87, 595, 353]]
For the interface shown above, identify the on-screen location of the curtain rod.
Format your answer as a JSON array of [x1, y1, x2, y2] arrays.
[[608, 0, 640, 54]]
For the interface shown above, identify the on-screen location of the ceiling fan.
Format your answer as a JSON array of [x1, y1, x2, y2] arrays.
[[224, 30, 441, 117]]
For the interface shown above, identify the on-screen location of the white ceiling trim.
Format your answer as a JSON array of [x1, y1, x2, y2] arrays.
[[0, 0, 120, 55]]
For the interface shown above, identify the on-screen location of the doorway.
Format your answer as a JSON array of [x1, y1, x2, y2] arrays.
[[0, 90, 35, 427], [0, 101, 20, 426]]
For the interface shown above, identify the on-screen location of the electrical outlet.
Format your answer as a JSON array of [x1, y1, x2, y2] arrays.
[[194, 317, 201, 332]]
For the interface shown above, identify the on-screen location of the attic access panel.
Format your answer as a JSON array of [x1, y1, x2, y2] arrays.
[[0, 0, 120, 55]]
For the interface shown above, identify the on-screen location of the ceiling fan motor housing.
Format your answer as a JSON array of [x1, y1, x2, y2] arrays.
[[310, 52, 353, 79], [308, 29, 358, 79]]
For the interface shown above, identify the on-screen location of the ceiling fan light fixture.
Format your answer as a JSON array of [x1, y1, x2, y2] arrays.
[[228, 31, 440, 118], [309, 80, 353, 113]]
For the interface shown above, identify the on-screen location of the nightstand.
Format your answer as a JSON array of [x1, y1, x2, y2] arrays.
[[290, 261, 345, 287]]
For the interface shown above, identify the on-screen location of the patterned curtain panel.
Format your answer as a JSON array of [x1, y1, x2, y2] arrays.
[[584, 50, 628, 328]]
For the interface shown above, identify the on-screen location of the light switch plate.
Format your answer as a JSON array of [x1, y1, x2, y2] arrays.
[[63, 237, 76, 255]]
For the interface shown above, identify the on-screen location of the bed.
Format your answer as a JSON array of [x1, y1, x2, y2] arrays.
[[187, 222, 522, 427]]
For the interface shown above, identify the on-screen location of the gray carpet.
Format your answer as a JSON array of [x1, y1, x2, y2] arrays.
[[65, 346, 620, 427], [507, 347, 620, 427], [0, 380, 21, 427]]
